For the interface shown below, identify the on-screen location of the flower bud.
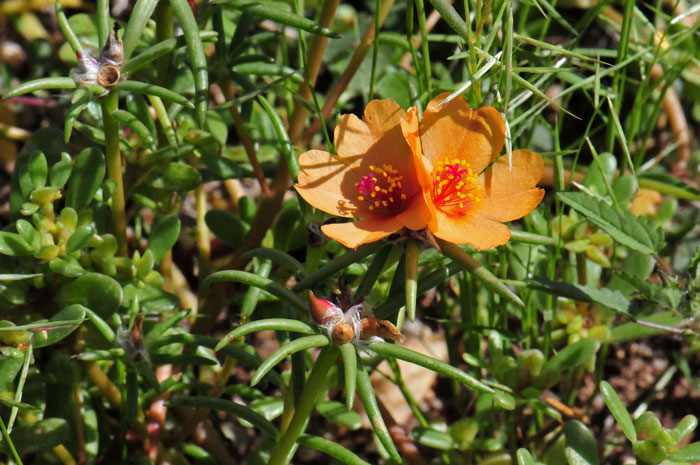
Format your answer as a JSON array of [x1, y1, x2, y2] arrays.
[[308, 291, 342, 326], [332, 322, 354, 345]]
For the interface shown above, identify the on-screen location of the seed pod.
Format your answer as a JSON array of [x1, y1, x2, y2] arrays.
[[308, 291, 342, 326], [332, 322, 354, 345], [360, 317, 403, 342], [99, 23, 124, 66], [96, 64, 120, 87]]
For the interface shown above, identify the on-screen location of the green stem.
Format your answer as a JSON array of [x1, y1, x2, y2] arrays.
[[267, 346, 339, 465], [101, 91, 128, 256], [437, 239, 524, 308], [404, 239, 421, 323], [0, 414, 22, 465]]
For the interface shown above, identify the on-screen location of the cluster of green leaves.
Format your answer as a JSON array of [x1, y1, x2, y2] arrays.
[[1, 0, 700, 464]]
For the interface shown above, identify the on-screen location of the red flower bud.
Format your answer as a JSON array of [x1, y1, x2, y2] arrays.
[[308, 291, 342, 326]]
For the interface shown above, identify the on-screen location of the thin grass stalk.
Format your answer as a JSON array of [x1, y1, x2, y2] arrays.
[[6, 342, 31, 432], [267, 346, 339, 465], [0, 414, 22, 465], [368, 0, 382, 100], [607, 0, 635, 156], [414, 0, 432, 94], [302, 0, 396, 145], [462, 0, 481, 103], [288, 0, 340, 144]]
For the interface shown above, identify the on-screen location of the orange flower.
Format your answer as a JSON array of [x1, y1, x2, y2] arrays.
[[294, 99, 431, 248], [401, 94, 544, 250]]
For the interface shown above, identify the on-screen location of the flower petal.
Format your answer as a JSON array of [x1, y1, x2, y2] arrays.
[[394, 191, 432, 230], [474, 149, 544, 222], [420, 93, 505, 174], [320, 191, 431, 249], [334, 100, 419, 196], [400, 106, 432, 190], [321, 216, 403, 249], [295, 150, 369, 218], [432, 210, 512, 250]]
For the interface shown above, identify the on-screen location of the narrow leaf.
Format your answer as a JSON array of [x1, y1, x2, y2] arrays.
[[250, 335, 328, 386], [168, 396, 279, 437], [206, 271, 307, 311], [366, 340, 494, 393], [600, 381, 636, 442]]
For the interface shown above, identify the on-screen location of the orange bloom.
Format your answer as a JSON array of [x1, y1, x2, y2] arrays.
[[294, 99, 431, 248], [400, 94, 545, 250]]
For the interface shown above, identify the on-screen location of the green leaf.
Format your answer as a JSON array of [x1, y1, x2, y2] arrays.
[[58, 273, 123, 319], [608, 311, 684, 343], [564, 421, 599, 465], [169, 0, 209, 126], [121, 0, 159, 60], [293, 242, 385, 292], [147, 162, 202, 191], [168, 396, 279, 438], [206, 271, 307, 311], [0, 232, 34, 256], [545, 339, 600, 373], [0, 418, 69, 454], [257, 96, 299, 182], [669, 442, 700, 461], [616, 272, 683, 309], [1, 77, 77, 99], [600, 381, 636, 442], [339, 343, 357, 410], [216, 318, 315, 351], [366, 340, 494, 394], [66, 147, 105, 211], [413, 427, 455, 450], [112, 109, 156, 150], [638, 172, 700, 201], [214, 0, 340, 38], [0, 274, 43, 282], [205, 209, 249, 247], [115, 80, 196, 109], [15, 219, 40, 250], [356, 358, 401, 462], [66, 224, 96, 254], [49, 152, 73, 188], [298, 435, 371, 465], [27, 150, 47, 189], [243, 248, 308, 279], [517, 448, 536, 465], [146, 215, 181, 263], [529, 276, 630, 314], [32, 304, 86, 348], [316, 400, 362, 430], [150, 354, 217, 366], [121, 31, 218, 75], [556, 192, 664, 254], [250, 335, 328, 386]]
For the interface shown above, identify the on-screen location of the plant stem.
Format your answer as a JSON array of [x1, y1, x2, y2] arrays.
[[101, 91, 128, 256], [267, 346, 338, 465]]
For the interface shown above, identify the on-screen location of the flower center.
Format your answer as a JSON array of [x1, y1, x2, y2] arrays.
[[355, 164, 406, 215], [432, 158, 482, 211]]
